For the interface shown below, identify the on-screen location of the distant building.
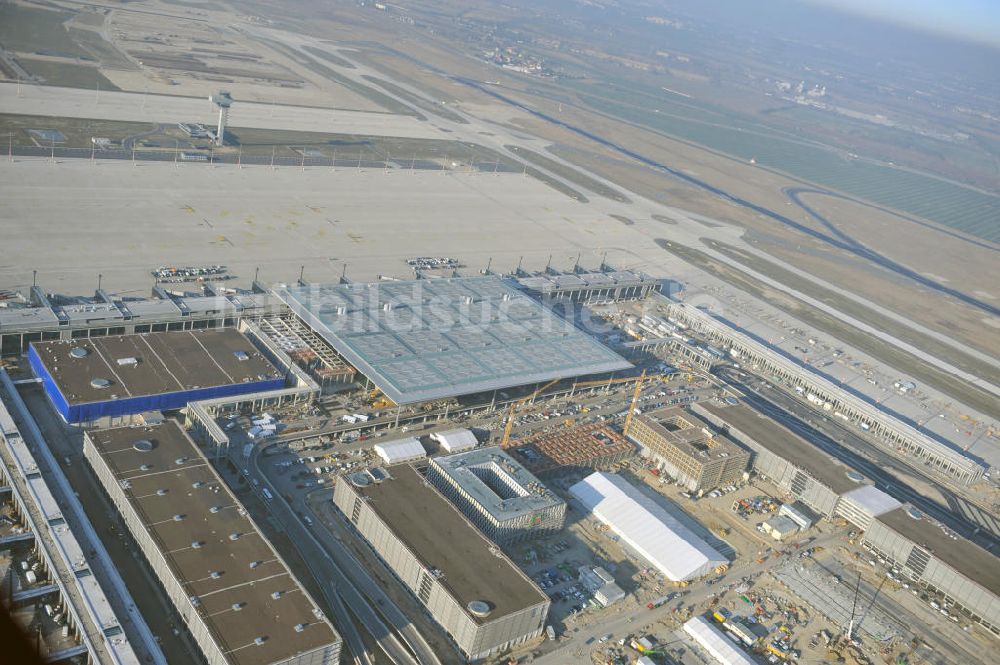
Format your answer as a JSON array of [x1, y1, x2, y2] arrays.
[[427, 447, 566, 545], [333, 465, 549, 660], [628, 406, 749, 492]]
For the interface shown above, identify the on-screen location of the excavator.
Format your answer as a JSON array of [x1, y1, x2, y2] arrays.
[[368, 388, 394, 410]]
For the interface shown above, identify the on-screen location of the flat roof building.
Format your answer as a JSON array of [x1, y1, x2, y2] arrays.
[[695, 400, 864, 518], [516, 270, 659, 304], [427, 447, 566, 545], [862, 506, 1000, 635], [275, 278, 631, 404], [333, 465, 549, 661], [629, 406, 750, 492], [504, 423, 635, 476], [569, 472, 727, 582], [30, 329, 285, 424], [83, 421, 341, 665]]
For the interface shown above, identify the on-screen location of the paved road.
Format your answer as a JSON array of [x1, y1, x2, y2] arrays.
[[249, 447, 429, 665]]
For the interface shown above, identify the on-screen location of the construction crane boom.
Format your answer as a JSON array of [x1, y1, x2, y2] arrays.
[[622, 369, 647, 437], [500, 378, 560, 446]]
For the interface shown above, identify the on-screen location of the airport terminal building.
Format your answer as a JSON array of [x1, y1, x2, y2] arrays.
[[334, 465, 550, 661], [427, 447, 566, 545]]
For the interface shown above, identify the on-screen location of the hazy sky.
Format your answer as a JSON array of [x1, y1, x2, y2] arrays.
[[802, 0, 1000, 46]]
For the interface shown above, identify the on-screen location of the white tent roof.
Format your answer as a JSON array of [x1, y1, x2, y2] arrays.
[[684, 616, 757, 665], [429, 428, 478, 453], [374, 437, 426, 464], [569, 472, 726, 581]]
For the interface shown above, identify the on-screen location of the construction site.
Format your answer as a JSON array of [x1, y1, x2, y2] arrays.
[[0, 267, 996, 665]]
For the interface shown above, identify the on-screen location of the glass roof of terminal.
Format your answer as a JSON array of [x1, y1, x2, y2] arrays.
[[275, 277, 631, 403]]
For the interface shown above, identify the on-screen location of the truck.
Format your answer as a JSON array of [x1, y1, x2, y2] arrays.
[[647, 595, 671, 609]]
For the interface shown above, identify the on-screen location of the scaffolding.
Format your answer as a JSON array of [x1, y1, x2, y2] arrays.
[[257, 315, 356, 388], [504, 423, 636, 475]]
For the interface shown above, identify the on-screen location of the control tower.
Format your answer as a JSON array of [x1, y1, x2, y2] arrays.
[[209, 91, 233, 146]]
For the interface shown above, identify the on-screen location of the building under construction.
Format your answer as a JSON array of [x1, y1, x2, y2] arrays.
[[628, 405, 750, 492], [427, 447, 566, 545], [503, 423, 635, 476]]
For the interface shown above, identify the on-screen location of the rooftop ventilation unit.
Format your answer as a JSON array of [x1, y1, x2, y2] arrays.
[[254, 637, 266, 646], [294, 624, 306, 633], [191, 541, 203, 549], [229, 533, 240, 541], [69, 348, 89, 359], [271, 591, 282, 600], [156, 489, 168, 496], [467, 600, 492, 618], [133, 439, 154, 453], [90, 378, 112, 389], [231, 602, 244, 611], [172, 514, 184, 522]]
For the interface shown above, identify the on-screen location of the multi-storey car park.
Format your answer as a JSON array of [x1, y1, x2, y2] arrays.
[[694, 399, 901, 527], [29, 329, 285, 425], [427, 446, 566, 546], [333, 464, 550, 662], [627, 405, 751, 492], [862, 506, 1000, 636], [83, 421, 342, 665]]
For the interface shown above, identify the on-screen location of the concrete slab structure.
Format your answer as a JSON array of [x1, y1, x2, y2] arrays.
[[628, 406, 750, 492]]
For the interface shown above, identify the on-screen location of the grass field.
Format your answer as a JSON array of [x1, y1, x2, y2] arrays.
[[568, 83, 1000, 243], [256, 36, 424, 118], [709, 240, 998, 385], [659, 240, 1000, 419], [19, 59, 120, 91], [0, 5, 90, 59]]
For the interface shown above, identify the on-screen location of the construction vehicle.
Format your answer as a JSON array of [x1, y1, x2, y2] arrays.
[[368, 388, 394, 410]]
